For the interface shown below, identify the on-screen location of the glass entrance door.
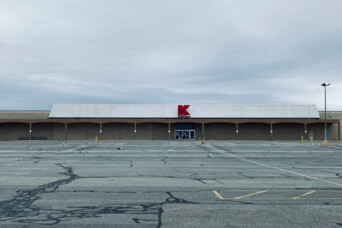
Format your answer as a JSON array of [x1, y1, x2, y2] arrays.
[[182, 131, 189, 139], [190, 130, 195, 140], [175, 130, 183, 140], [175, 130, 195, 140]]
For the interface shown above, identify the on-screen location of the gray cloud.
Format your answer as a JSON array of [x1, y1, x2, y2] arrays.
[[0, 0, 342, 110]]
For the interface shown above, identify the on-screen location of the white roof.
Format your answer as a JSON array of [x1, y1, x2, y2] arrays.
[[49, 104, 320, 119]]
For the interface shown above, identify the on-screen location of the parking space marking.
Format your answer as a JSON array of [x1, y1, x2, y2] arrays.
[[213, 190, 342, 200], [292, 190, 316, 199], [213, 190, 224, 200], [233, 190, 268, 199], [220, 198, 342, 200], [206, 143, 342, 188]]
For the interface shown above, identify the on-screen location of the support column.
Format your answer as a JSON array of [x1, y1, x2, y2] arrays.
[[168, 122, 171, 140], [134, 123, 137, 140], [99, 123, 103, 140], [304, 123, 307, 141], [64, 123, 68, 140], [338, 122, 341, 141], [202, 123, 205, 140], [235, 123, 239, 140], [29, 123, 32, 140], [270, 123, 273, 141]]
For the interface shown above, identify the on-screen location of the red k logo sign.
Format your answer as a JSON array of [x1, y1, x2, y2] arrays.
[[178, 105, 191, 119]]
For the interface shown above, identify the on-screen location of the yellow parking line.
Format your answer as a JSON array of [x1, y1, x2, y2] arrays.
[[292, 190, 316, 200], [233, 190, 268, 200], [212, 189, 341, 201], [213, 190, 224, 200]]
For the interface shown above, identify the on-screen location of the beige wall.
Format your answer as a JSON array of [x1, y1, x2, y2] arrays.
[[152, 123, 169, 140], [0, 123, 29, 140], [205, 123, 235, 140], [320, 111, 342, 140], [0, 122, 64, 141], [102, 123, 120, 140], [120, 123, 135, 140], [53, 123, 65, 140], [195, 123, 203, 140], [66, 123, 100, 140], [32, 123, 54, 140], [306, 123, 338, 140], [136, 123, 152, 140], [67, 123, 86, 140], [86, 123, 100, 140], [239, 123, 270, 140], [273, 123, 304, 140], [0, 111, 50, 120]]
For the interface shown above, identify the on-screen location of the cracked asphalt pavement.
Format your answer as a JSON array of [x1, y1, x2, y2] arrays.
[[0, 140, 342, 227]]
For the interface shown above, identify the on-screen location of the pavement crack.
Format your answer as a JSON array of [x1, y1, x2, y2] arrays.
[[165, 192, 198, 204], [0, 172, 197, 227], [214, 179, 224, 184], [194, 178, 207, 184], [161, 156, 168, 164], [0, 163, 79, 224]]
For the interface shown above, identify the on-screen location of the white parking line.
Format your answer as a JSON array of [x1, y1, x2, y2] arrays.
[[206, 143, 342, 188], [6, 173, 30, 175]]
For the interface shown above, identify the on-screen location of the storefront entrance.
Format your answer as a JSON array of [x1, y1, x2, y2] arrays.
[[175, 130, 195, 140], [175, 123, 196, 140]]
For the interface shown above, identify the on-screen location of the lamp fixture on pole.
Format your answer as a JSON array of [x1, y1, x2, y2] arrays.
[[321, 83, 330, 146]]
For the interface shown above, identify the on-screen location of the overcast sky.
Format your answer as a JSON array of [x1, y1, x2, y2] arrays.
[[0, 0, 342, 110]]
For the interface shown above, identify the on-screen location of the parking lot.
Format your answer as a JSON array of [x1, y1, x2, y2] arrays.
[[0, 140, 342, 227]]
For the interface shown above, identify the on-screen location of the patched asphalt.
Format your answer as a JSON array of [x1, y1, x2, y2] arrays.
[[0, 140, 342, 227]]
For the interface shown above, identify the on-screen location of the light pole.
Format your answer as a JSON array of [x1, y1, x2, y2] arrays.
[[321, 83, 330, 146]]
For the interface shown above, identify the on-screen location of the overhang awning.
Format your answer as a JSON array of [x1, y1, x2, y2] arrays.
[[49, 104, 320, 119]]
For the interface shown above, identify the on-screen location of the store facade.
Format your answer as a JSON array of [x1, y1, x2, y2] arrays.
[[0, 104, 340, 141]]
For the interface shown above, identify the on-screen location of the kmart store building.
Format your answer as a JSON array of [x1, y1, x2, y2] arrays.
[[0, 104, 340, 141]]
